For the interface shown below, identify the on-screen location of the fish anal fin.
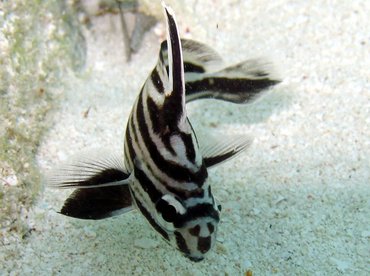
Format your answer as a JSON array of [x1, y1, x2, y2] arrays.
[[60, 185, 133, 220]]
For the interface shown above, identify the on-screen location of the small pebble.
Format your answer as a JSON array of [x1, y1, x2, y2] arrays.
[[274, 196, 287, 205], [330, 257, 351, 272], [216, 243, 227, 254], [2, 174, 18, 186], [216, 236, 225, 243], [83, 227, 97, 239], [361, 230, 370, 238], [134, 237, 160, 249], [250, 208, 260, 216], [243, 259, 252, 270]]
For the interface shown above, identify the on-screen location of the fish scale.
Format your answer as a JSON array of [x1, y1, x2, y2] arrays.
[[47, 1, 281, 262]]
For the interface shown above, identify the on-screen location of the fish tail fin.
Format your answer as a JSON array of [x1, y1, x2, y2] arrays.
[[185, 58, 281, 104]]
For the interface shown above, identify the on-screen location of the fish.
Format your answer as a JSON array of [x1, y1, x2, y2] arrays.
[[48, 2, 280, 262]]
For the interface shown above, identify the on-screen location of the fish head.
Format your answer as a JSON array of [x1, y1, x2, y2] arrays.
[[154, 190, 221, 261]]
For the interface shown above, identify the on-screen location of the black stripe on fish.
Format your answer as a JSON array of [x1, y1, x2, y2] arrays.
[[133, 161, 162, 204], [168, 185, 205, 200], [174, 203, 220, 228], [207, 222, 215, 234], [184, 62, 206, 73], [156, 195, 182, 223], [162, 133, 177, 156], [124, 142, 133, 170], [146, 96, 177, 156], [136, 91, 207, 185], [165, 62, 205, 75], [179, 132, 196, 163], [175, 230, 190, 255], [146, 96, 163, 135], [150, 67, 165, 94], [197, 236, 211, 254], [134, 194, 170, 241], [185, 77, 279, 104], [125, 120, 137, 169]]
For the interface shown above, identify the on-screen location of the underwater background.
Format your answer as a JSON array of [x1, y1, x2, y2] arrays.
[[1, 0, 369, 275]]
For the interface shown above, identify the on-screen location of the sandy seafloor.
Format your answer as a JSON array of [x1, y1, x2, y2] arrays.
[[2, 0, 370, 275]]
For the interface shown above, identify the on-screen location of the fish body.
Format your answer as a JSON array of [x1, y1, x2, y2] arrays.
[[48, 2, 280, 262]]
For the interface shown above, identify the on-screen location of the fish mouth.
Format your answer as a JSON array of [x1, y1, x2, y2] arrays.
[[186, 255, 204, 262]]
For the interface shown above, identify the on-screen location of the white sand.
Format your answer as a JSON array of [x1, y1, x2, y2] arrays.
[[2, 0, 369, 274]]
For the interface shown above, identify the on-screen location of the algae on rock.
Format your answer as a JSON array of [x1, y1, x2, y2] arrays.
[[0, 0, 86, 243]]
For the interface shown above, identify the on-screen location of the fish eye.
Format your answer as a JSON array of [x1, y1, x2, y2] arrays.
[[156, 194, 186, 223], [217, 204, 222, 211]]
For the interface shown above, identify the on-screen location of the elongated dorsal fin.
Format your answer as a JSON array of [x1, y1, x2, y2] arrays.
[[161, 2, 186, 131]]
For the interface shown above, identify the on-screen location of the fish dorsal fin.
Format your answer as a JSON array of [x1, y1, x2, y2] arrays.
[[47, 148, 130, 189], [153, 40, 170, 95], [161, 2, 187, 130], [198, 134, 253, 168], [181, 39, 223, 73], [185, 58, 281, 104], [160, 39, 223, 74]]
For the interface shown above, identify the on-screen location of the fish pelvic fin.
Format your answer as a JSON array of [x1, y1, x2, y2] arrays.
[[47, 148, 131, 189], [59, 185, 133, 220], [47, 149, 133, 220]]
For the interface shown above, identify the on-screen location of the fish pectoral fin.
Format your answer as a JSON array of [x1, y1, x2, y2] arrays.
[[199, 134, 253, 168], [60, 185, 133, 220], [47, 148, 130, 189], [185, 58, 281, 104]]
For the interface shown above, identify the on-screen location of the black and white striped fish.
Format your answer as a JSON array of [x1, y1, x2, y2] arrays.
[[48, 3, 280, 262]]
